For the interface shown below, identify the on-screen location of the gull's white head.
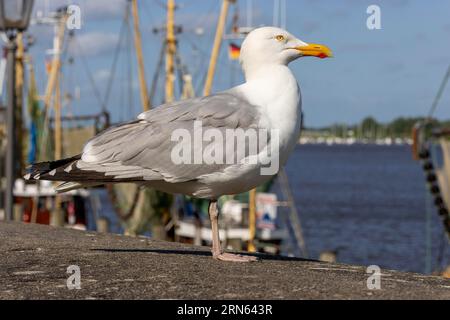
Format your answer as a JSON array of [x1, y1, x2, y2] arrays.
[[240, 26, 332, 78]]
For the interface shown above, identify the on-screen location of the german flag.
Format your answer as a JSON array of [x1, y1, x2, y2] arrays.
[[228, 43, 241, 60]]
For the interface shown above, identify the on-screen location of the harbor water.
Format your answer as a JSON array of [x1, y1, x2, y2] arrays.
[[285, 144, 450, 274]]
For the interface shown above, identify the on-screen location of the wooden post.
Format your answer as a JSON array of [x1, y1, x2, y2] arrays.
[[4, 39, 17, 221], [51, 70, 64, 227], [15, 33, 24, 174], [248, 188, 257, 252], [131, 0, 151, 111], [203, 0, 234, 96], [54, 71, 62, 160], [165, 0, 177, 103]]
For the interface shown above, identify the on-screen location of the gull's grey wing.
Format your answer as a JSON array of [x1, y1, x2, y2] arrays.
[[74, 91, 268, 183], [136, 91, 258, 128]]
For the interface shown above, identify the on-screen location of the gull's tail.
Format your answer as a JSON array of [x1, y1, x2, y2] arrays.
[[24, 155, 102, 193]]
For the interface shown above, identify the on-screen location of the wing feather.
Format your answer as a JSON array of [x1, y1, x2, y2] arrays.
[[77, 90, 267, 183]]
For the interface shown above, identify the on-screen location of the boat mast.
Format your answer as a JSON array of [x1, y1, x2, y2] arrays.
[[42, 13, 67, 115], [131, 0, 150, 111], [165, 0, 177, 102], [52, 25, 64, 227], [54, 66, 62, 161], [15, 33, 25, 175], [203, 0, 234, 96], [248, 189, 257, 252]]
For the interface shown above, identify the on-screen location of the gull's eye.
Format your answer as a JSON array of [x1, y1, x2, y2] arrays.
[[275, 35, 286, 42]]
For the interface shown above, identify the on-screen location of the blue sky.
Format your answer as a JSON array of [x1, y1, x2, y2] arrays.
[[22, 0, 450, 127]]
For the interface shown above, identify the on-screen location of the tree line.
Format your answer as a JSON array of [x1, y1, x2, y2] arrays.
[[305, 117, 449, 139]]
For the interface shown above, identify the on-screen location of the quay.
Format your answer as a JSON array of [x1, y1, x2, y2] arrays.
[[0, 222, 449, 299]]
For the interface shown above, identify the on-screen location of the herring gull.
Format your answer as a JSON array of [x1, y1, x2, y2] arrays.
[[26, 27, 332, 262]]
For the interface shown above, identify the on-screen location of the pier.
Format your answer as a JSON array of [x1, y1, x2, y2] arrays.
[[1, 221, 449, 299]]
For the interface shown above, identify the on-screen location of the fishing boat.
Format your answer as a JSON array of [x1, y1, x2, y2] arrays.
[[0, 0, 308, 258]]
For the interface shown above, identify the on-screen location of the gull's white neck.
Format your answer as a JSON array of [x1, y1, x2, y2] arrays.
[[240, 63, 300, 110], [237, 64, 302, 163]]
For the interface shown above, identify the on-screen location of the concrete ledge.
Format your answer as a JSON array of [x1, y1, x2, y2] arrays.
[[0, 221, 449, 299]]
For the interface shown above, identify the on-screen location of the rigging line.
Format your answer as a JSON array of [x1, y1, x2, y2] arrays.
[[174, 49, 188, 78], [140, 0, 156, 25], [210, 33, 230, 92], [200, 2, 237, 96], [192, 61, 206, 95], [120, 58, 125, 121], [196, 67, 208, 97], [182, 33, 211, 59], [178, 1, 221, 96], [152, 0, 167, 10], [65, 63, 75, 118], [62, 33, 76, 118], [182, 35, 210, 96], [102, 15, 128, 111], [182, 34, 211, 88], [41, 25, 72, 153], [199, 1, 222, 48], [174, 49, 186, 97], [73, 37, 105, 111], [427, 64, 450, 120], [149, 41, 167, 106], [182, 0, 221, 55], [126, 6, 135, 117], [195, 0, 220, 31]]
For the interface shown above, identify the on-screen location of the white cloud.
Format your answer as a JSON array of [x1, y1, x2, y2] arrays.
[[71, 32, 119, 56], [94, 68, 112, 82], [81, 0, 125, 19], [34, 0, 125, 20]]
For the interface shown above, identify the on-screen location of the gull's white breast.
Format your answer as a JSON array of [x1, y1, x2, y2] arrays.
[[240, 64, 302, 165], [192, 65, 302, 198]]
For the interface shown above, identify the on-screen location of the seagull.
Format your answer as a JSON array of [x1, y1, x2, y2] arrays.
[[26, 27, 332, 262]]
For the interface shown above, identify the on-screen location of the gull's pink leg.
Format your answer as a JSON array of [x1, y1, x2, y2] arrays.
[[208, 200, 258, 262]]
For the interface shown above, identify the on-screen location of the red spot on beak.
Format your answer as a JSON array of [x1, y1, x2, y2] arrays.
[[318, 53, 327, 59]]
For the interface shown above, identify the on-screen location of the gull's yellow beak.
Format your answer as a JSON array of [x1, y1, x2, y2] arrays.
[[296, 43, 333, 59]]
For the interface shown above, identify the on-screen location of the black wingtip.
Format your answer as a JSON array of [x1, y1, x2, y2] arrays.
[[26, 155, 82, 180]]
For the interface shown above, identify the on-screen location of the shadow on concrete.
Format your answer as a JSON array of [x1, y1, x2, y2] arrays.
[[91, 248, 315, 262]]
